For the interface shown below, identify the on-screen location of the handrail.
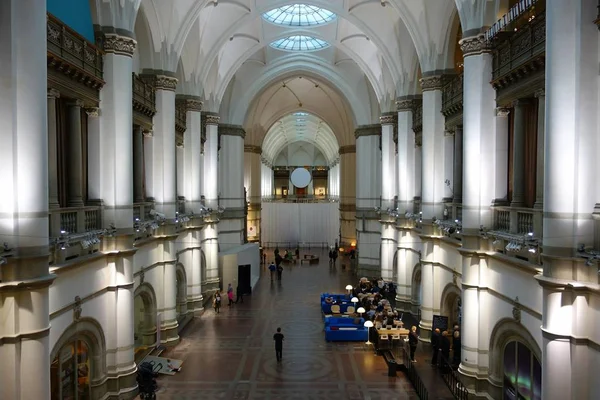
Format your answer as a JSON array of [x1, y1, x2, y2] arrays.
[[485, 0, 541, 42], [400, 344, 429, 400], [438, 353, 469, 400]]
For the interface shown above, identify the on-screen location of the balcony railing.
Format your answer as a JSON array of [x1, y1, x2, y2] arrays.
[[412, 101, 423, 134], [263, 195, 339, 203], [441, 74, 463, 119], [49, 206, 102, 238], [485, 0, 542, 42], [133, 202, 155, 223], [132, 73, 156, 117], [46, 13, 103, 87], [492, 206, 541, 237]]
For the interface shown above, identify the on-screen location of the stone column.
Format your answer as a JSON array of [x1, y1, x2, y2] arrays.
[[457, 33, 497, 384], [48, 89, 61, 209], [86, 108, 101, 202], [218, 125, 246, 251], [380, 113, 397, 280], [444, 130, 454, 200], [453, 126, 463, 204], [244, 145, 262, 243], [133, 125, 145, 203], [510, 99, 528, 208], [202, 113, 220, 290], [148, 74, 178, 218], [539, 1, 599, 399], [493, 108, 510, 203], [339, 145, 356, 246], [533, 89, 545, 209], [0, 0, 53, 398], [182, 98, 203, 212], [67, 99, 85, 207]]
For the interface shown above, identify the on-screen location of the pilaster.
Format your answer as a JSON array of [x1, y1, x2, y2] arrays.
[[244, 145, 262, 243], [339, 145, 356, 246], [47, 88, 61, 209], [533, 89, 545, 209]]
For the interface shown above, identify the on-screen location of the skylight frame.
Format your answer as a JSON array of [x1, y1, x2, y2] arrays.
[[269, 35, 330, 52], [262, 4, 337, 27]]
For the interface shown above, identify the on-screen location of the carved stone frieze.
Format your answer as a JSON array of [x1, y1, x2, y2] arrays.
[[219, 124, 246, 138], [379, 112, 396, 125], [419, 76, 443, 92], [103, 34, 137, 57], [339, 145, 356, 154], [244, 145, 262, 154], [355, 124, 381, 138], [459, 34, 491, 57], [396, 99, 413, 112], [155, 75, 178, 92]]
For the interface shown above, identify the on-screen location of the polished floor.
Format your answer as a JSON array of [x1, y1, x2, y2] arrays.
[[156, 248, 419, 399]]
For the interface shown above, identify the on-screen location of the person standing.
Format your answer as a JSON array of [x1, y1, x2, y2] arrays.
[[235, 285, 244, 304], [409, 325, 419, 362], [452, 330, 461, 367], [269, 262, 276, 281], [227, 283, 234, 307], [277, 264, 283, 281], [431, 328, 440, 366], [440, 331, 451, 372], [273, 327, 284, 362], [213, 290, 222, 314]]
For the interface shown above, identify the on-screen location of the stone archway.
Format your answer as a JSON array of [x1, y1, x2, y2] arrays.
[[175, 263, 188, 321], [440, 282, 462, 330], [134, 283, 158, 347], [410, 262, 422, 316]]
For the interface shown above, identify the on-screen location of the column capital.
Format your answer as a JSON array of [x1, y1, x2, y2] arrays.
[[419, 75, 443, 92], [380, 112, 397, 125], [396, 99, 413, 111], [219, 124, 245, 138], [534, 88, 545, 98], [203, 112, 220, 126], [512, 98, 532, 108], [176, 141, 184, 149], [47, 88, 61, 99], [244, 145, 262, 154], [155, 75, 178, 91], [85, 107, 100, 117], [143, 129, 154, 137], [444, 129, 455, 136], [103, 33, 137, 57], [459, 34, 491, 57], [339, 145, 356, 154], [176, 95, 203, 112], [495, 107, 511, 117], [354, 124, 381, 138], [68, 99, 85, 108]]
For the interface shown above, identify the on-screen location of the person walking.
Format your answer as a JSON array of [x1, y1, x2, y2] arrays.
[[273, 327, 284, 362], [277, 264, 283, 281], [269, 262, 276, 281], [409, 325, 419, 362], [213, 290, 222, 314], [235, 285, 244, 304], [227, 283, 234, 307]]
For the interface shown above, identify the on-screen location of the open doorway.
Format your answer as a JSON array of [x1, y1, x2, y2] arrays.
[[238, 264, 251, 295]]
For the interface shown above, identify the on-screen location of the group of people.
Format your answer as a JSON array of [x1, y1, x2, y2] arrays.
[[431, 324, 461, 371], [212, 283, 244, 313]]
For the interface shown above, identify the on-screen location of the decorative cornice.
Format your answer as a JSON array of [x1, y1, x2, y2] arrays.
[[379, 112, 396, 125], [103, 34, 136, 57], [419, 76, 443, 92], [85, 107, 99, 118], [219, 124, 245, 138], [154, 75, 178, 91], [495, 107, 510, 117], [244, 145, 262, 154], [396, 99, 413, 112], [339, 145, 356, 154], [48, 88, 61, 99], [459, 34, 491, 57], [354, 124, 381, 138]]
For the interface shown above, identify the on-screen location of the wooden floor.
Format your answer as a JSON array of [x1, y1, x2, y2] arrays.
[[155, 248, 451, 399]]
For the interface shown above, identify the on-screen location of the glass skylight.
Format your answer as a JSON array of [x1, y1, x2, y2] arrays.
[[270, 35, 330, 52], [263, 4, 336, 26]]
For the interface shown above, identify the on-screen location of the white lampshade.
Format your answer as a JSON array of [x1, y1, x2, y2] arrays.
[[345, 284, 353, 290], [357, 307, 366, 314], [364, 320, 374, 328], [351, 297, 359, 303]]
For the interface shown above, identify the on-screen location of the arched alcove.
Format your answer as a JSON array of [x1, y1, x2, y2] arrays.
[[410, 262, 422, 316], [440, 282, 462, 329], [175, 263, 188, 320], [134, 282, 158, 347]]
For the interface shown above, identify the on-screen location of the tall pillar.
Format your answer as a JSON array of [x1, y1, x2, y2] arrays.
[[533, 89, 545, 209], [380, 113, 397, 280], [98, 33, 137, 391], [510, 99, 528, 207], [493, 108, 510, 202], [355, 125, 381, 275], [133, 125, 145, 203], [86, 108, 101, 202], [244, 145, 262, 243], [339, 145, 356, 246], [67, 99, 85, 207], [0, 1, 53, 398], [457, 34, 497, 384], [147, 74, 178, 218], [539, 1, 599, 399], [443, 130, 454, 200], [453, 126, 463, 204], [48, 89, 61, 209], [202, 113, 220, 291], [218, 125, 245, 251]]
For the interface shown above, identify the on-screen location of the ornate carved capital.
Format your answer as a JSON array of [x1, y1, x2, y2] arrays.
[[379, 112, 396, 125], [339, 145, 356, 154], [103, 34, 136, 57], [142, 130, 154, 137], [495, 107, 510, 117], [184, 98, 203, 112], [459, 34, 491, 57], [444, 129, 455, 137], [534, 88, 545, 98], [48, 88, 61, 99], [355, 124, 381, 138], [176, 141, 184, 149], [204, 113, 220, 126], [85, 107, 99, 118], [396, 99, 413, 112], [219, 124, 245, 138], [155, 75, 178, 91], [419, 75, 443, 92], [244, 145, 262, 154]]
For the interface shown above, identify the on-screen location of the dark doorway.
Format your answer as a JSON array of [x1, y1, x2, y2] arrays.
[[238, 264, 251, 295]]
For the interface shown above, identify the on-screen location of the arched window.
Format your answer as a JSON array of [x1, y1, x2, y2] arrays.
[[51, 339, 92, 400], [503, 340, 542, 400]]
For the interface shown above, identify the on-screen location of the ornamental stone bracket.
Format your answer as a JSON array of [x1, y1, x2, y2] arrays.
[[419, 76, 443, 92], [459, 34, 491, 57], [355, 124, 381, 138], [103, 34, 137, 57]]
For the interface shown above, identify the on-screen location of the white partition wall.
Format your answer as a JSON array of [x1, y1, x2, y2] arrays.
[[262, 202, 340, 246]]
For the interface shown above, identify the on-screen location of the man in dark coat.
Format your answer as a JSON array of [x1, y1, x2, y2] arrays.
[[431, 328, 440, 366], [273, 327, 284, 362], [440, 331, 451, 372]]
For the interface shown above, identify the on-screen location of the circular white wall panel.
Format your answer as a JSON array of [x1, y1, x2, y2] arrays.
[[290, 168, 311, 188]]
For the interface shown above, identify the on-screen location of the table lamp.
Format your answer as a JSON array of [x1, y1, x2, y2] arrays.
[[357, 307, 366, 317], [364, 320, 374, 345], [345, 284, 353, 295], [351, 297, 359, 305]]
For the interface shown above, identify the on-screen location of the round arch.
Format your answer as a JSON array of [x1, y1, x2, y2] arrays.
[[134, 282, 158, 346], [410, 262, 422, 315], [440, 282, 462, 329], [488, 318, 542, 388], [175, 262, 188, 319]]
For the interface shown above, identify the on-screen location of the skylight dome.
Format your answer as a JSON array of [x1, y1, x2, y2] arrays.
[[263, 4, 336, 26], [270, 35, 330, 52]]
